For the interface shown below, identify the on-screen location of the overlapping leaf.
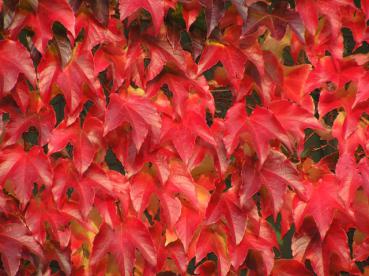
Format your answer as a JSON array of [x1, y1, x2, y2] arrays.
[[0, 0, 367, 275]]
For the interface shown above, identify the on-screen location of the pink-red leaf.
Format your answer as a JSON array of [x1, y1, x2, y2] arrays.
[[0, 40, 36, 95], [104, 92, 161, 150], [0, 146, 52, 206]]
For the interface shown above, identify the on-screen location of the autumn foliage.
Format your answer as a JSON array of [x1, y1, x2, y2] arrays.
[[1, 0, 369, 275]]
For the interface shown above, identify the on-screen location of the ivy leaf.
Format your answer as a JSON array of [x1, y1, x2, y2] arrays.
[[296, 175, 344, 239], [48, 116, 103, 174], [90, 221, 157, 275], [269, 100, 324, 148], [104, 92, 161, 151], [24, 197, 78, 248], [160, 101, 216, 165], [0, 40, 36, 95], [38, 42, 98, 115], [0, 222, 44, 276], [119, 0, 164, 34], [175, 204, 202, 252], [76, 12, 122, 50], [206, 187, 247, 245], [195, 224, 230, 276], [94, 41, 145, 90], [198, 41, 247, 89], [230, 0, 248, 33], [0, 145, 52, 206], [245, 1, 305, 42], [7, 0, 75, 54], [271, 259, 311, 276], [292, 223, 356, 275], [130, 171, 182, 228], [90, 0, 109, 26], [2, 108, 55, 148], [241, 150, 306, 217], [147, 73, 213, 118], [200, 0, 226, 37], [224, 103, 291, 165]]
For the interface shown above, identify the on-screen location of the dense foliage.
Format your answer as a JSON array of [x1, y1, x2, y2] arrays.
[[1, 0, 369, 275]]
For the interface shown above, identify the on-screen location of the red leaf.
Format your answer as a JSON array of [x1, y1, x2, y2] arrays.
[[336, 153, 362, 206], [0, 40, 36, 95], [166, 160, 199, 208], [48, 116, 103, 174], [160, 103, 216, 165], [198, 41, 247, 89], [0, 0, 366, 274], [104, 92, 161, 150], [295, 0, 318, 34], [182, 3, 200, 31], [297, 175, 344, 239], [2, 108, 55, 148], [76, 13, 122, 50], [200, 0, 226, 37], [130, 171, 181, 228], [119, 0, 164, 34], [230, 216, 277, 273], [25, 197, 77, 248], [79, 164, 130, 217], [145, 38, 197, 81], [52, 159, 93, 217], [359, 158, 369, 197], [292, 223, 355, 275], [38, 42, 98, 114], [306, 56, 364, 93], [0, 222, 44, 276], [7, 0, 75, 54], [269, 100, 323, 148], [241, 150, 306, 217], [90, 220, 157, 275], [224, 103, 291, 164], [206, 187, 247, 244], [175, 205, 202, 252], [0, 145, 52, 206], [195, 224, 230, 276], [147, 73, 213, 117], [94, 41, 145, 91], [271, 259, 312, 276], [281, 64, 313, 110], [245, 2, 305, 42]]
